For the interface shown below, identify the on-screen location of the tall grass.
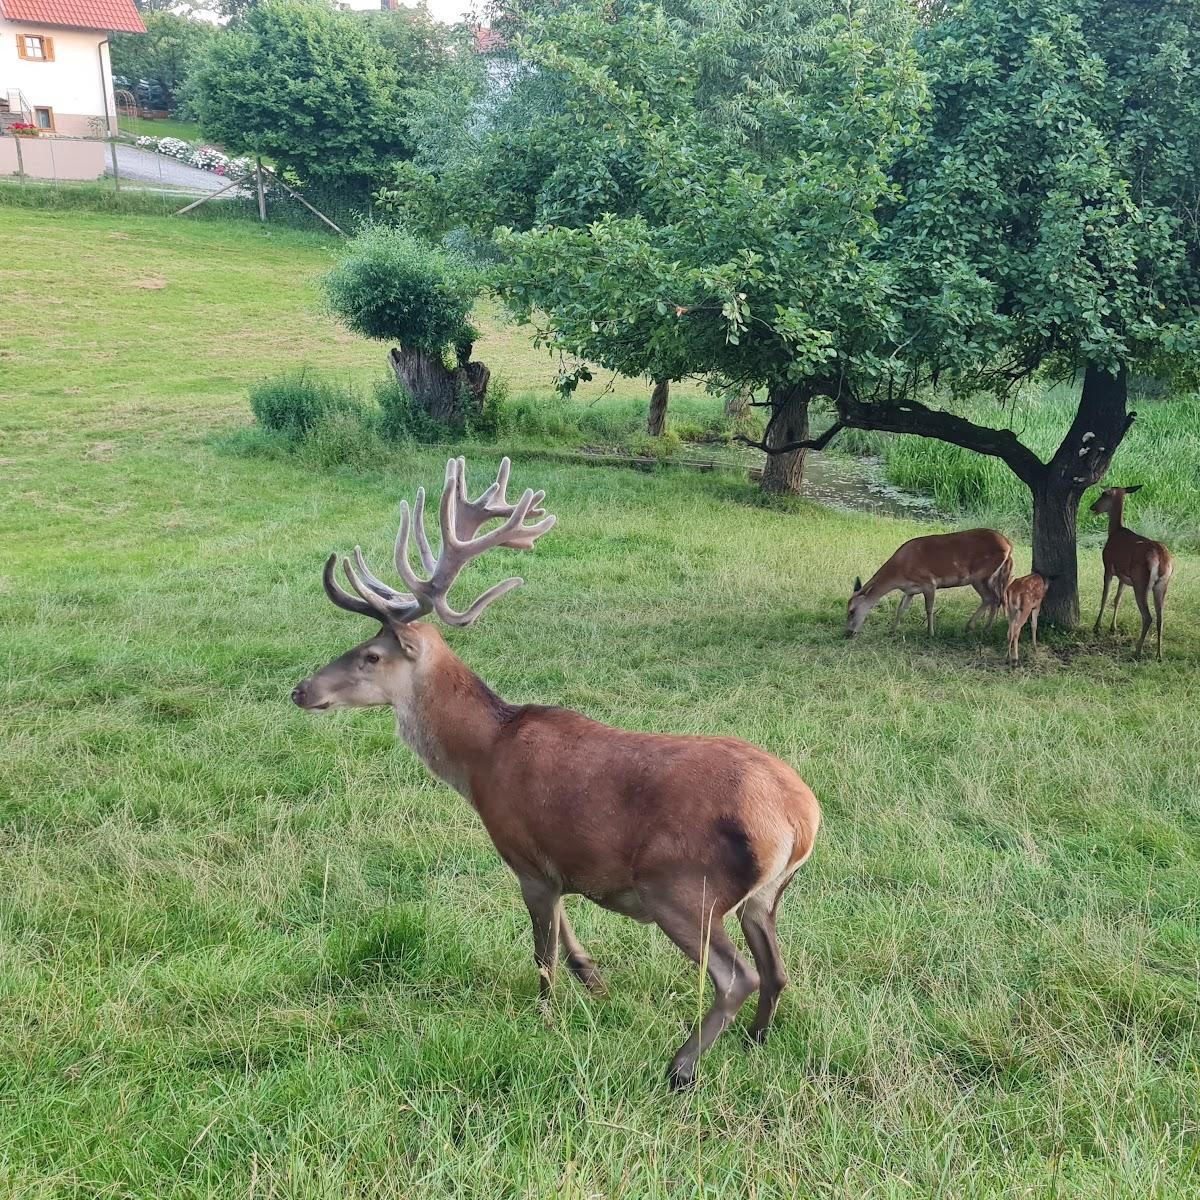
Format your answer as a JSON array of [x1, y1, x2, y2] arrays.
[[843, 383, 1200, 549]]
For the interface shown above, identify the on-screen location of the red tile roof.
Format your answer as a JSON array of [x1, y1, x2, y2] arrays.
[[0, 0, 145, 34], [471, 25, 506, 54]]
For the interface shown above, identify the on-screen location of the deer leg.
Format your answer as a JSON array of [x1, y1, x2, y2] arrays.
[[519, 876, 561, 1001], [1153, 581, 1168, 662], [738, 893, 788, 1045], [1109, 581, 1125, 633], [1008, 609, 1031, 666], [648, 889, 759, 1090], [1133, 587, 1153, 660], [893, 592, 915, 631], [965, 584, 989, 631], [557, 903, 606, 995], [924, 588, 936, 636], [1094, 572, 1113, 635], [1030, 607, 1039, 652]]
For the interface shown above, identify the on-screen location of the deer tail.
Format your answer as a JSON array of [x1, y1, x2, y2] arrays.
[[988, 551, 1014, 601]]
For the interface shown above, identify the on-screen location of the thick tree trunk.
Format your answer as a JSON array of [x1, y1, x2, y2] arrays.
[[1027, 362, 1132, 626], [648, 378, 670, 436], [1031, 476, 1084, 627], [760, 385, 810, 495], [389, 345, 488, 431]]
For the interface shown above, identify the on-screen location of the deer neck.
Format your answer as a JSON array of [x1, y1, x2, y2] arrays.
[[390, 645, 509, 801], [1106, 497, 1126, 536]]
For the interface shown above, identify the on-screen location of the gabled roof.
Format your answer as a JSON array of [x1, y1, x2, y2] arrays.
[[0, 0, 145, 34]]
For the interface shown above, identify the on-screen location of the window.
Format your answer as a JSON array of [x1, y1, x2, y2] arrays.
[[17, 34, 54, 61], [34, 107, 54, 131]]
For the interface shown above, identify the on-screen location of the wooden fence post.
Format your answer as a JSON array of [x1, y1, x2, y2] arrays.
[[256, 158, 266, 222]]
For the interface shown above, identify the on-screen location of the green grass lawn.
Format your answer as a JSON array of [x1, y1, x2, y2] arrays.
[[2, 205, 1199, 1199], [118, 116, 206, 144]]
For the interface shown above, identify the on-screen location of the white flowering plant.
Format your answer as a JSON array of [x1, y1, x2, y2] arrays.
[[133, 134, 252, 179]]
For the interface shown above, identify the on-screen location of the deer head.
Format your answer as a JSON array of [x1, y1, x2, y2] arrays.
[[846, 576, 870, 637], [1090, 485, 1142, 516], [292, 457, 555, 713]]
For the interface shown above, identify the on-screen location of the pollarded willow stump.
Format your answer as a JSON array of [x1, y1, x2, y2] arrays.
[[388, 345, 490, 431]]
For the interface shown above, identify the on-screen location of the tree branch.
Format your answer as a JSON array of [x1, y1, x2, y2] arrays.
[[736, 421, 846, 455], [837, 394, 1046, 486]]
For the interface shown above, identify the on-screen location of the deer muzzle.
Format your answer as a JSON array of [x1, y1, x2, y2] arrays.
[[291, 680, 331, 711]]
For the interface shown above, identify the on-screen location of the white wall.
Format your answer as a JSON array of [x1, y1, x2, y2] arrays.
[[0, 19, 116, 135]]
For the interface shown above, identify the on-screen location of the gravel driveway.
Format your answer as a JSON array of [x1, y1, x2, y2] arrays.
[[114, 144, 239, 194]]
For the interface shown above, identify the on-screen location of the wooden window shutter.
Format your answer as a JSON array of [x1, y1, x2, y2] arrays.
[[44, 36, 55, 61]]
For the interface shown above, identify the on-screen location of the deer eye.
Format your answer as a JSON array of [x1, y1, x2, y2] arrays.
[[363, 652, 381, 665]]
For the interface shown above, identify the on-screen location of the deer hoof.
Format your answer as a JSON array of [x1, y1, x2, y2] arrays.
[[667, 1060, 696, 1091]]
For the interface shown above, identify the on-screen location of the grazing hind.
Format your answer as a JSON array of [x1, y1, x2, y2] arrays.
[[847, 529, 1013, 638], [291, 458, 821, 1089], [1090, 486, 1173, 660]]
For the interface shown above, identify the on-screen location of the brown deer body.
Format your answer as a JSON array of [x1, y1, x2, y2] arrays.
[[847, 529, 1014, 638], [1003, 573, 1048, 666], [292, 458, 820, 1089], [1091, 486, 1173, 660]]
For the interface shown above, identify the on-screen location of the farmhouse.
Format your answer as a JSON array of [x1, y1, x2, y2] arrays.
[[0, 0, 142, 177]]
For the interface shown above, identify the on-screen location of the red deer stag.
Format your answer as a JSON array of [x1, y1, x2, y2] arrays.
[[1090, 486, 1173, 660], [1003, 573, 1048, 666], [847, 529, 1014, 638], [292, 457, 821, 1089]]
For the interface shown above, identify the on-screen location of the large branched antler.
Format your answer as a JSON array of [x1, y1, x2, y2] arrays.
[[323, 457, 556, 627]]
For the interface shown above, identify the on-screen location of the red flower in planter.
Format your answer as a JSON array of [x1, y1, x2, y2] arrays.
[[10, 122, 39, 137]]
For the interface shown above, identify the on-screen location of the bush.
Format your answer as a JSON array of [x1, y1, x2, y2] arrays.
[[374, 376, 441, 443], [248, 371, 366, 443], [296, 406, 389, 472], [321, 227, 479, 353]]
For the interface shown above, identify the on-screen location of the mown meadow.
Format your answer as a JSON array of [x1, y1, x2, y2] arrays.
[[2, 204, 1199, 1198]]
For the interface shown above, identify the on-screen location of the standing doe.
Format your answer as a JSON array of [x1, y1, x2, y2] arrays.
[[1090, 486, 1173, 660], [1003, 573, 1048, 666], [292, 457, 821, 1089], [847, 529, 1014, 638]]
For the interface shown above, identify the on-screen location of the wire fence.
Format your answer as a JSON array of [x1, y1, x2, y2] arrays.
[[0, 133, 372, 235]]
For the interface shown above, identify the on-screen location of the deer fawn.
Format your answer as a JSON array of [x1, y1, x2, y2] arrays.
[[847, 529, 1014, 638], [1090, 486, 1173, 660], [1003, 573, 1048, 666], [292, 457, 821, 1089]]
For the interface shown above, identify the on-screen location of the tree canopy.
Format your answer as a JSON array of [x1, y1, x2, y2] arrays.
[[190, 0, 419, 191]]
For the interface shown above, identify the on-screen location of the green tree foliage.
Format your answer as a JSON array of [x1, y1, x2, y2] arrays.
[[492, 0, 923, 481], [322, 228, 490, 430], [322, 227, 478, 354], [190, 0, 413, 191], [111, 11, 217, 101]]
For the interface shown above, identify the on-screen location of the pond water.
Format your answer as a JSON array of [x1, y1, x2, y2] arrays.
[[579, 443, 939, 521], [800, 451, 938, 521]]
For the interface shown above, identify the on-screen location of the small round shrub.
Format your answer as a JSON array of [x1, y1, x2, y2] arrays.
[[322, 227, 479, 354], [249, 371, 365, 443]]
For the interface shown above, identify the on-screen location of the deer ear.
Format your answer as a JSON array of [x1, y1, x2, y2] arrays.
[[386, 624, 420, 659], [853, 576, 862, 593], [1124, 484, 1142, 494]]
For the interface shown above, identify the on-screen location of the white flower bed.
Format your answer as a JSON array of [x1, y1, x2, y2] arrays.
[[135, 135, 253, 179]]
